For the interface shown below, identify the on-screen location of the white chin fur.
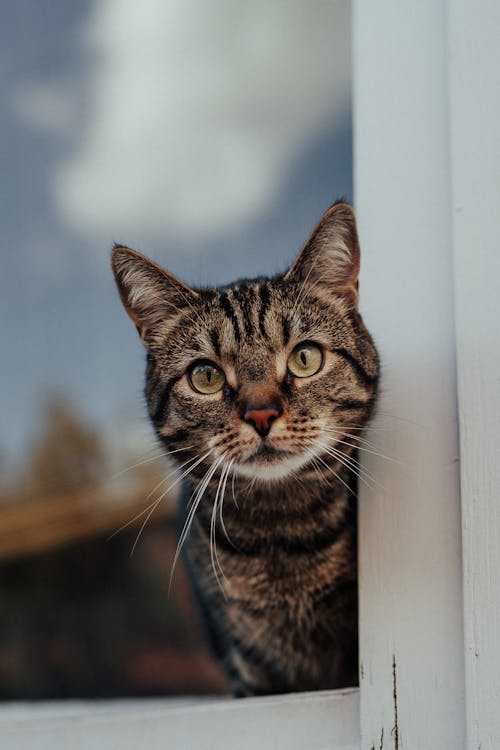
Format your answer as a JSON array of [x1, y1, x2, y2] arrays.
[[232, 452, 312, 482]]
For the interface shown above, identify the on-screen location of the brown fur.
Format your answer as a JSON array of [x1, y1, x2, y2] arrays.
[[111, 202, 379, 695]]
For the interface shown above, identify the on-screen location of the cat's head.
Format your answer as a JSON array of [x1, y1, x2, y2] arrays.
[[112, 202, 378, 483]]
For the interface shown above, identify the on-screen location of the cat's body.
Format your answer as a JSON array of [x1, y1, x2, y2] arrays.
[[112, 202, 379, 696], [179, 458, 359, 695]]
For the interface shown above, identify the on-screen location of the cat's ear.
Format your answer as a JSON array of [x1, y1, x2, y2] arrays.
[[284, 202, 360, 308], [111, 245, 198, 345]]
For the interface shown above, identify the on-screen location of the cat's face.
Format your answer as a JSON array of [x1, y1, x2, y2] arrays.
[[112, 203, 378, 483]]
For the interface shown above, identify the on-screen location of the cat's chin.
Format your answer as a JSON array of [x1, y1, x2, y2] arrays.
[[232, 449, 311, 483]]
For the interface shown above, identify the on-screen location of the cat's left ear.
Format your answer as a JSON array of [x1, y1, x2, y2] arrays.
[[111, 245, 198, 346], [284, 202, 360, 308]]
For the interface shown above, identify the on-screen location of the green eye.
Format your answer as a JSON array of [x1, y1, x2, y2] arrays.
[[287, 343, 323, 378], [189, 361, 226, 394]]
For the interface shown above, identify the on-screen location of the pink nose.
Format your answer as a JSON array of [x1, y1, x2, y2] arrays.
[[243, 405, 281, 437]]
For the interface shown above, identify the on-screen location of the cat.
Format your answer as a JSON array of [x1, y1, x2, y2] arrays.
[[111, 201, 379, 696]]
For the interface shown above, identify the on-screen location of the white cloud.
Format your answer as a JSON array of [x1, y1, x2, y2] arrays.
[[22, 0, 351, 245]]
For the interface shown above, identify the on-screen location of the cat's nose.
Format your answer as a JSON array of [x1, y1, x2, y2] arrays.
[[243, 403, 282, 437]]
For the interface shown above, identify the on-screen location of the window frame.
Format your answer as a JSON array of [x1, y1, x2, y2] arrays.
[[3, 1, 500, 747]]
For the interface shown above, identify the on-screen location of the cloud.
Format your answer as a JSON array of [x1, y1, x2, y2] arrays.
[[20, 0, 351, 245]]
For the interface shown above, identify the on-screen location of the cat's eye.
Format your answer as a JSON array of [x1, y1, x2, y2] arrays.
[[188, 361, 226, 394], [287, 343, 323, 378]]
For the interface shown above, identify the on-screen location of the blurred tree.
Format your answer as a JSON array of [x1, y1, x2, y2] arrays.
[[0, 449, 12, 503], [26, 395, 108, 500]]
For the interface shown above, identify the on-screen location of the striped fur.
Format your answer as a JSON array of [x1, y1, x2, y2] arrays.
[[111, 202, 379, 695]]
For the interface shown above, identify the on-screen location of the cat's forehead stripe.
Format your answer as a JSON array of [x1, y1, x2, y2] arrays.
[[257, 283, 271, 339], [209, 328, 221, 358], [207, 280, 334, 368], [233, 285, 256, 339], [219, 291, 242, 343], [282, 316, 291, 346]]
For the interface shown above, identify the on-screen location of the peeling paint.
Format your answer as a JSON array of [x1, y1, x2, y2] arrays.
[[392, 654, 400, 749]]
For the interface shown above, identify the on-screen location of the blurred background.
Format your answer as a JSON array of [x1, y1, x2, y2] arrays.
[[0, 0, 352, 699]]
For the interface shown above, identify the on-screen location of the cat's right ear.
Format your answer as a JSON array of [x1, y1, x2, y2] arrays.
[[284, 202, 361, 308], [111, 246, 198, 346]]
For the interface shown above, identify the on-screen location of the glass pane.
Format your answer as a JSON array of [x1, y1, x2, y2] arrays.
[[0, 0, 352, 699]]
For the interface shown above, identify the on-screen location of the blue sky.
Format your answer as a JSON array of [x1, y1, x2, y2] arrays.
[[1, 1, 352, 470]]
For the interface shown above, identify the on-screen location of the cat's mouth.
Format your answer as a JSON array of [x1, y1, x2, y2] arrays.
[[246, 443, 293, 462], [233, 442, 311, 481]]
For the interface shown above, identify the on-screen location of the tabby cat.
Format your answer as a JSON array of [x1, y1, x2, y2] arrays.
[[111, 201, 379, 696]]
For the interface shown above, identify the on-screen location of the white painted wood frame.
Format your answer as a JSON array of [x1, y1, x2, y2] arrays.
[[0, 691, 359, 750], [448, 1, 500, 748], [354, 1, 465, 747]]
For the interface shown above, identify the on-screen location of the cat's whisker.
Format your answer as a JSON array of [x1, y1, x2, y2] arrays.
[[129, 450, 212, 557], [128, 488, 172, 558], [219, 460, 236, 545], [108, 452, 164, 480], [313, 452, 357, 498], [173, 455, 219, 560], [313, 454, 332, 486], [321, 429, 402, 464], [369, 410, 424, 429], [328, 446, 379, 484], [321, 445, 382, 492], [169, 453, 224, 595], [326, 425, 395, 452], [108, 452, 203, 541], [108, 444, 194, 482], [326, 429, 381, 451], [323, 428, 380, 452], [139, 460, 193, 512], [141, 449, 206, 502], [231, 467, 239, 509], [330, 423, 394, 433], [305, 450, 333, 487], [143, 470, 178, 503], [210, 458, 231, 595]]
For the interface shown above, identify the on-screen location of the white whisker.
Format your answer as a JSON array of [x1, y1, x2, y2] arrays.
[[169, 453, 223, 594], [327, 445, 380, 485], [219, 460, 235, 545], [322, 445, 381, 492], [321, 429, 401, 464], [109, 444, 193, 481], [108, 453, 201, 541], [129, 450, 212, 557], [313, 452, 356, 497], [305, 450, 332, 486], [231, 467, 238, 509], [210, 458, 230, 594], [324, 428, 380, 451]]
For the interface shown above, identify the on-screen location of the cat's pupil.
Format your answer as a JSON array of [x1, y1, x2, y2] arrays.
[[300, 351, 307, 366], [207, 368, 212, 383]]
